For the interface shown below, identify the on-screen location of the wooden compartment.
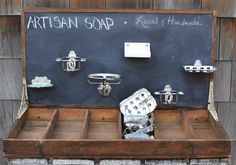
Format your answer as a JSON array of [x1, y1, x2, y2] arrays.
[[3, 107, 230, 159], [85, 109, 122, 140], [50, 108, 88, 139], [8, 108, 56, 139], [154, 110, 188, 139], [154, 109, 226, 140]]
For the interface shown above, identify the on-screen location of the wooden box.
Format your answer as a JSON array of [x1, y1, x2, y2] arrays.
[[3, 8, 231, 159], [3, 108, 230, 158]]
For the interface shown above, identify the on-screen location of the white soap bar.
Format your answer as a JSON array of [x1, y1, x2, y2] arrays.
[[124, 42, 151, 58]]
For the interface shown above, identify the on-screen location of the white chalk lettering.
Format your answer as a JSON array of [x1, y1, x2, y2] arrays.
[[167, 16, 202, 26], [40, 16, 49, 29], [48, 17, 52, 28], [68, 17, 78, 29], [106, 17, 114, 29], [35, 16, 42, 29], [61, 17, 69, 29], [84, 17, 93, 29], [27, 16, 36, 29], [84, 17, 114, 30], [26, 16, 79, 29], [135, 15, 203, 28], [53, 16, 61, 28], [136, 16, 159, 28]]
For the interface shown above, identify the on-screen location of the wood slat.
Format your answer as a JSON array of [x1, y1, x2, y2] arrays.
[[41, 140, 230, 159], [153, 0, 201, 9], [0, 140, 7, 165], [57, 108, 87, 121], [201, 0, 215, 10], [70, 0, 105, 8], [80, 109, 88, 139], [42, 109, 58, 139], [218, 103, 236, 140], [0, 59, 22, 100], [105, 0, 125, 8], [208, 111, 229, 139], [214, 61, 231, 102], [213, 18, 221, 60], [219, 19, 236, 60], [0, 0, 21, 15], [140, 0, 153, 9], [0, 101, 13, 139], [8, 112, 27, 138], [231, 61, 236, 102], [181, 110, 194, 138], [3, 139, 42, 157], [215, 0, 236, 17], [105, 0, 140, 9], [0, 16, 21, 58], [233, 142, 236, 165], [89, 109, 119, 122], [27, 108, 55, 121], [23, 0, 69, 7]]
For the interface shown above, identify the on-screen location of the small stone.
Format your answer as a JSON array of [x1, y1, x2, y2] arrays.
[[145, 159, 187, 165], [8, 159, 48, 165], [190, 159, 220, 165], [53, 159, 94, 165], [99, 160, 141, 165]]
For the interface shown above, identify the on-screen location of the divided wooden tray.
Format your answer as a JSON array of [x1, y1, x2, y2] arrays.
[[3, 108, 230, 159]]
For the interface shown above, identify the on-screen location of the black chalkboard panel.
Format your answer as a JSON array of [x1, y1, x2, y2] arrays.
[[22, 9, 215, 107]]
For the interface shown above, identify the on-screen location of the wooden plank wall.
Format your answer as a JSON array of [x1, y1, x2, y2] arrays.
[[0, 0, 235, 164]]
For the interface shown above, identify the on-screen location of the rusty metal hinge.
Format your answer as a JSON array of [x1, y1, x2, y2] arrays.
[[208, 79, 219, 121], [17, 78, 29, 119]]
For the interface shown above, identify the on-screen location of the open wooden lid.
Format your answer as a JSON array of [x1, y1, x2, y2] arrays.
[[21, 8, 216, 108]]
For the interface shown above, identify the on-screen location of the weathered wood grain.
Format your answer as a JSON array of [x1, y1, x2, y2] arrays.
[[0, 16, 21, 58], [233, 142, 236, 165], [3, 139, 43, 158], [231, 61, 236, 102], [140, 0, 153, 9], [215, 0, 236, 17], [201, 0, 215, 10], [0, 101, 13, 139], [70, 0, 105, 8], [0, 140, 7, 165], [0, 59, 22, 100], [214, 61, 231, 102], [218, 103, 236, 140], [219, 19, 236, 60], [106, 0, 141, 9], [213, 18, 221, 60], [0, 0, 20, 15], [40, 140, 230, 159], [23, 0, 69, 7], [153, 0, 201, 9]]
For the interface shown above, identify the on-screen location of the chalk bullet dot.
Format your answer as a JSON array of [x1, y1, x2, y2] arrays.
[[124, 21, 127, 24]]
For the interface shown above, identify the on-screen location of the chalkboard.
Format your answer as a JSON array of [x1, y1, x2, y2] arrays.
[[22, 9, 215, 108]]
